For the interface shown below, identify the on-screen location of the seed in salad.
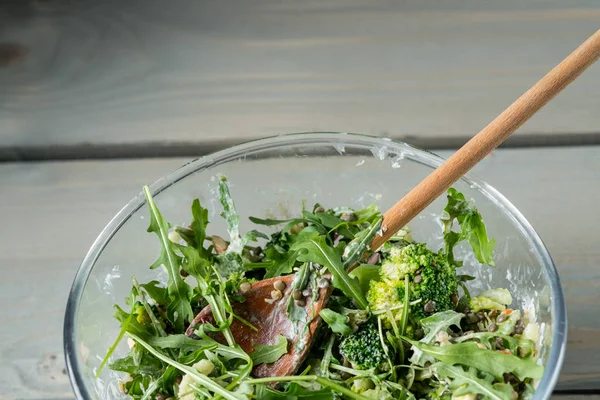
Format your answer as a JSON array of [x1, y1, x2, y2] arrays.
[[302, 288, 312, 297], [180, 268, 189, 277], [317, 277, 330, 289], [424, 300, 436, 313], [295, 298, 306, 307], [488, 323, 498, 332], [239, 282, 252, 294], [271, 289, 283, 300], [314, 206, 325, 213], [497, 312, 508, 323], [450, 293, 459, 305], [466, 313, 479, 324], [273, 280, 286, 291], [293, 289, 303, 300], [413, 274, 423, 284], [476, 343, 487, 349], [495, 337, 505, 350], [514, 319, 525, 334], [340, 212, 357, 222]]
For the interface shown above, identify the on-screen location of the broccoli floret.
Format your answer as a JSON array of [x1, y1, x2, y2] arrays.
[[367, 243, 458, 325], [339, 321, 387, 370], [380, 242, 435, 283]]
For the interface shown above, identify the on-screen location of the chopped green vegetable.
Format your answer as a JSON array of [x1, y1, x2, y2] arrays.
[[319, 309, 353, 335], [251, 335, 289, 365], [339, 321, 388, 370]]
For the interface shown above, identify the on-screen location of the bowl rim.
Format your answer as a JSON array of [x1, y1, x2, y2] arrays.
[[64, 131, 567, 400]]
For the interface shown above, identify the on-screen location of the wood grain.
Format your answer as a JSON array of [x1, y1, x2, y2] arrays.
[[1, 1, 600, 148], [0, 146, 599, 398], [372, 30, 600, 248]]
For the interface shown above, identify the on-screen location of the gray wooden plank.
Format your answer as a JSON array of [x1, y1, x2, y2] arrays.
[[1, 1, 600, 148], [0, 146, 599, 398]]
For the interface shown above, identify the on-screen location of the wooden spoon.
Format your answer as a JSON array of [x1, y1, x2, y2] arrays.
[[186, 29, 600, 378]]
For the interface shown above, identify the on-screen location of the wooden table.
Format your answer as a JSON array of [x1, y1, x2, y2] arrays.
[[1, 1, 600, 398]]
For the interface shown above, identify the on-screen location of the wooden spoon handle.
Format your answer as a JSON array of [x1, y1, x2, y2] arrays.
[[371, 29, 600, 251]]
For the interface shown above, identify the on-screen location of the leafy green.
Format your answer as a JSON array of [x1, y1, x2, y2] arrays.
[[250, 334, 289, 365], [442, 188, 496, 267], [319, 309, 353, 335], [434, 363, 514, 400], [349, 264, 380, 296], [143, 186, 193, 332], [405, 339, 544, 380], [190, 198, 211, 257], [343, 218, 382, 267], [139, 281, 168, 305], [264, 248, 299, 279], [128, 333, 246, 400], [292, 233, 368, 309], [255, 383, 334, 399]]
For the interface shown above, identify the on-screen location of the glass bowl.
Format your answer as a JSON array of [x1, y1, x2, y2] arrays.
[[64, 132, 567, 399]]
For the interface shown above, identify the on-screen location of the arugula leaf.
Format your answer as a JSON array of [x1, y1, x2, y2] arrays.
[[256, 383, 335, 399], [441, 188, 496, 267], [292, 233, 368, 309], [190, 198, 211, 257], [143, 186, 193, 332], [454, 331, 535, 357], [409, 310, 465, 366], [218, 176, 244, 252], [139, 281, 168, 306], [250, 335, 289, 365], [249, 216, 295, 226], [342, 218, 382, 267], [264, 248, 299, 279], [404, 339, 544, 380], [128, 333, 246, 400], [319, 309, 353, 335], [434, 363, 514, 400], [109, 349, 164, 377], [146, 334, 218, 352], [349, 264, 380, 296]]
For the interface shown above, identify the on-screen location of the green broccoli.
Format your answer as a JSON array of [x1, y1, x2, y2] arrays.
[[339, 321, 388, 370], [367, 243, 459, 325]]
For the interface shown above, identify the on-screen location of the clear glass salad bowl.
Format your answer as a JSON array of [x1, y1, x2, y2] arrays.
[[64, 132, 566, 400]]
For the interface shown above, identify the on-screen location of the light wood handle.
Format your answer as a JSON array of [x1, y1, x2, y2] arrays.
[[370, 29, 600, 251]]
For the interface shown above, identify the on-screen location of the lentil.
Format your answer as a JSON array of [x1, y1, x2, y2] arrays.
[[413, 275, 423, 284], [271, 290, 283, 301], [295, 299, 306, 307], [293, 289, 303, 300], [424, 300, 436, 313], [239, 282, 252, 294], [273, 280, 286, 291]]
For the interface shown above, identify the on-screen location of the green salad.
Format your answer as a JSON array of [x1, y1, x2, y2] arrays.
[[101, 176, 542, 400]]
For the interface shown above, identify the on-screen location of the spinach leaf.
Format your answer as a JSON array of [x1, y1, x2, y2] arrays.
[[250, 335, 289, 365], [292, 233, 368, 309], [441, 188, 496, 267], [143, 186, 193, 332], [405, 339, 544, 380], [319, 309, 353, 335], [435, 363, 514, 400]]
